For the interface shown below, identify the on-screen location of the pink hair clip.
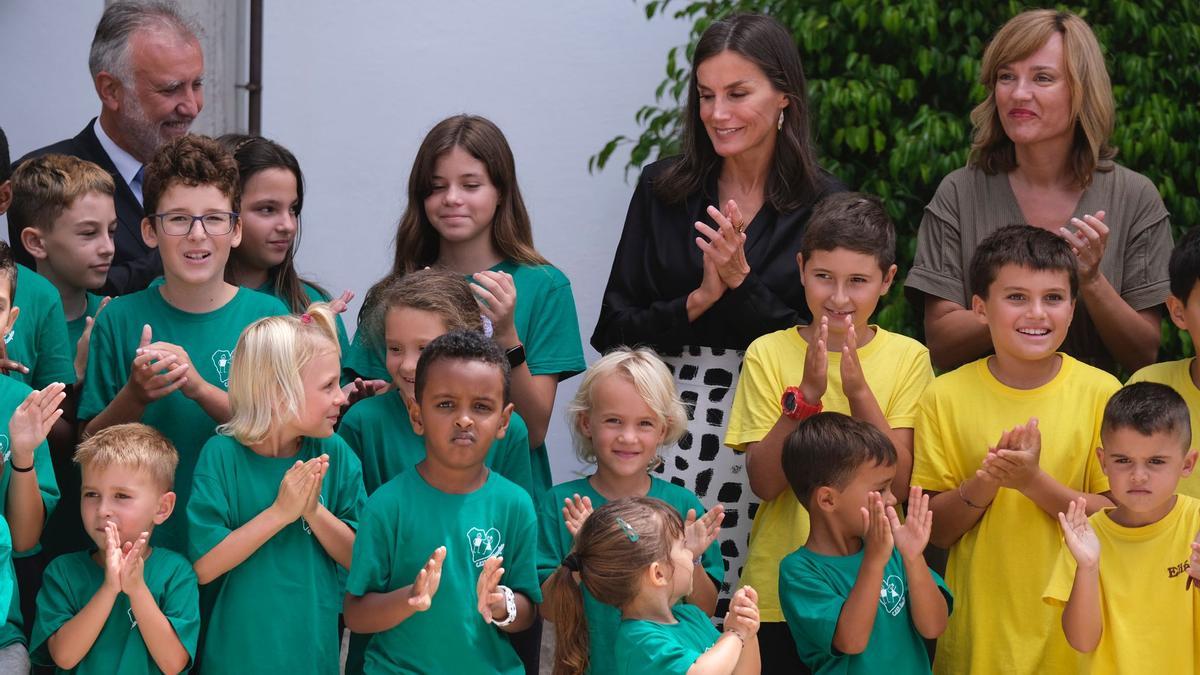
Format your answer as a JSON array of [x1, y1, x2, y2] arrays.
[[300, 313, 313, 324]]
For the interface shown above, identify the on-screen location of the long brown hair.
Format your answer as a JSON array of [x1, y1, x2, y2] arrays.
[[968, 10, 1116, 188], [545, 497, 685, 675], [390, 115, 548, 274], [218, 134, 331, 312], [654, 13, 823, 211]]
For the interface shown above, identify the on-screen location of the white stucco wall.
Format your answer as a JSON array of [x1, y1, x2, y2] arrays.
[[1, 1, 690, 482]]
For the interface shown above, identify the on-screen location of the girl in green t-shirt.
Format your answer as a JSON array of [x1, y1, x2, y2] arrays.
[[546, 497, 761, 675], [187, 303, 365, 675], [538, 348, 726, 674], [346, 114, 586, 492], [217, 135, 358, 385]]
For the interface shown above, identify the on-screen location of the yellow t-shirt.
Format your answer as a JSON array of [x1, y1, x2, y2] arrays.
[[1129, 358, 1200, 498], [725, 325, 933, 622], [911, 355, 1120, 675], [1043, 495, 1200, 675]]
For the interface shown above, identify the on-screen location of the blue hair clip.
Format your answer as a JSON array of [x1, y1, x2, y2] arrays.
[[615, 517, 639, 542]]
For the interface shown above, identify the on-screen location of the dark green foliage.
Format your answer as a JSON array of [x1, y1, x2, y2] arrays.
[[593, 0, 1200, 362]]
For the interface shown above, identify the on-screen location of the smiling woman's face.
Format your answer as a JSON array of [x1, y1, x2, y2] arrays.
[[993, 32, 1074, 150], [695, 50, 788, 160]]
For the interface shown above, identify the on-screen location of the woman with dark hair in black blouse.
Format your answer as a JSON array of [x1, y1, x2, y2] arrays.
[[591, 10, 843, 626]]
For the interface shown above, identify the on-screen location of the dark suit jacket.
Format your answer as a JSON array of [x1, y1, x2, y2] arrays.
[[13, 118, 162, 295]]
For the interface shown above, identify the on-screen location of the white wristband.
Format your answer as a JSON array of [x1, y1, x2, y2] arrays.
[[493, 585, 517, 627]]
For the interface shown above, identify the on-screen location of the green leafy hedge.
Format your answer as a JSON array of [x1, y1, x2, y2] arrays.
[[593, 0, 1200, 361]]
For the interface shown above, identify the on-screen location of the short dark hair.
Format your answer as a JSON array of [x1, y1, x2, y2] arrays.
[[969, 224, 1079, 299], [0, 126, 10, 183], [414, 329, 510, 404], [782, 412, 897, 506], [1102, 382, 1191, 451], [0, 240, 18, 299], [142, 134, 239, 217], [1169, 227, 1200, 303], [799, 192, 896, 272]]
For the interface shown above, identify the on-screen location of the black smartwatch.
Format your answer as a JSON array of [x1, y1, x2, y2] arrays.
[[505, 343, 527, 369]]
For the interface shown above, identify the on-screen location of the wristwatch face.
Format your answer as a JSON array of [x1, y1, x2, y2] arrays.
[[782, 390, 797, 412]]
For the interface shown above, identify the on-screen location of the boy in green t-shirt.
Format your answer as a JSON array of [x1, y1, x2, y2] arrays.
[[31, 423, 199, 674], [9, 154, 115, 380], [726, 192, 933, 671], [911, 225, 1119, 675], [344, 330, 541, 674], [779, 412, 950, 674], [1130, 227, 1200, 498], [9, 154, 117, 560], [78, 135, 289, 553]]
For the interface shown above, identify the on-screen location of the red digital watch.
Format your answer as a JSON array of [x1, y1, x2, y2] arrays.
[[780, 386, 823, 420]]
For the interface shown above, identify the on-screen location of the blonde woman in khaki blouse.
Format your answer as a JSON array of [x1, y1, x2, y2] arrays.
[[907, 9, 1172, 375]]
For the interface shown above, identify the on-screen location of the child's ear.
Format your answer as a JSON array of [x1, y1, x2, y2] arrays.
[[880, 263, 898, 295], [0, 180, 11, 215], [971, 294, 988, 325], [141, 218, 159, 249], [1182, 449, 1198, 477], [230, 215, 243, 248], [1095, 446, 1109, 475], [795, 252, 806, 276], [814, 485, 838, 513], [154, 491, 177, 525], [407, 396, 424, 436], [494, 402, 514, 440], [20, 228, 48, 260], [1166, 294, 1190, 331], [578, 411, 594, 440], [3, 307, 20, 337], [647, 560, 670, 588]]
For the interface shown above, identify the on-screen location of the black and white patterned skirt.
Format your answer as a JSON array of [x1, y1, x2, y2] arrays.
[[656, 345, 755, 617]]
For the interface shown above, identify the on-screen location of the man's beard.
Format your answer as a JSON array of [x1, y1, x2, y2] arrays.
[[117, 90, 193, 163]]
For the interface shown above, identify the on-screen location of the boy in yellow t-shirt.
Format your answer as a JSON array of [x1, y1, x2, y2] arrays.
[[1130, 227, 1200, 498], [1043, 382, 1200, 674], [912, 225, 1119, 675], [726, 193, 933, 671]]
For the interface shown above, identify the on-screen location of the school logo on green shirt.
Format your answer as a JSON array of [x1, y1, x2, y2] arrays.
[[880, 574, 906, 617], [212, 350, 233, 386], [127, 607, 137, 629], [3, 329, 11, 345], [0, 434, 8, 464], [468, 527, 504, 567]]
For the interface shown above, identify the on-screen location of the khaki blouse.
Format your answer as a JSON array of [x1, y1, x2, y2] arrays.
[[906, 164, 1172, 373]]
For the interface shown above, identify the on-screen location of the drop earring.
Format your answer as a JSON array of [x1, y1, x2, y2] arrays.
[[777, 110, 784, 131]]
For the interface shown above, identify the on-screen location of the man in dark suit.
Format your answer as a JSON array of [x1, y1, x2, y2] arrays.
[[13, 1, 204, 295]]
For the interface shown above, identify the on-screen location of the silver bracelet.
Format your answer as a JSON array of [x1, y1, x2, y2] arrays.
[[493, 585, 517, 627]]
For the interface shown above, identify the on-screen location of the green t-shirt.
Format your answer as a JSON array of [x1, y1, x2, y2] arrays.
[[78, 286, 289, 552], [254, 281, 351, 370], [342, 260, 586, 489], [65, 292, 105, 350], [780, 546, 953, 674], [615, 603, 721, 675], [537, 477, 724, 675], [186, 433, 364, 674], [7, 265, 75, 387], [345, 468, 541, 674], [0, 375, 60, 647], [30, 548, 200, 674], [338, 389, 534, 497]]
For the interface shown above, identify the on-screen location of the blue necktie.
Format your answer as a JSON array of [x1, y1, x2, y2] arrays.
[[131, 166, 144, 207]]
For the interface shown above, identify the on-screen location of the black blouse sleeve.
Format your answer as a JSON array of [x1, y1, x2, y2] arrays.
[[591, 161, 843, 353]]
